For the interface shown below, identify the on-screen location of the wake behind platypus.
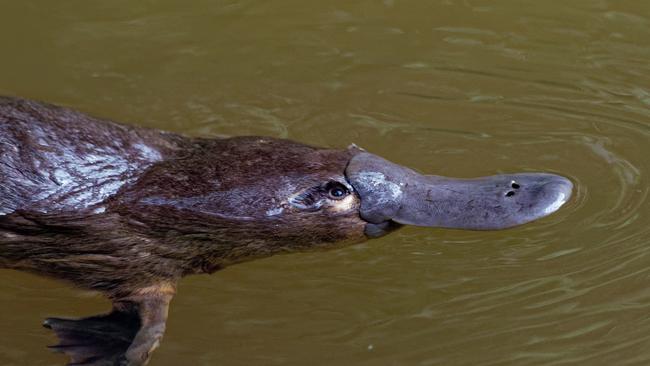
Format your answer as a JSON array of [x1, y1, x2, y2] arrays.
[[0, 96, 572, 365]]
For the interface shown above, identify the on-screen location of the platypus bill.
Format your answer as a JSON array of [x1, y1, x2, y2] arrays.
[[0, 96, 572, 365]]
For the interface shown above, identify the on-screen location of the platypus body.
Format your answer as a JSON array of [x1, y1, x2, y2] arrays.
[[0, 96, 572, 365]]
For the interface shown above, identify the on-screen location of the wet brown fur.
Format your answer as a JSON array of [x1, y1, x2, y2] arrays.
[[0, 97, 367, 299]]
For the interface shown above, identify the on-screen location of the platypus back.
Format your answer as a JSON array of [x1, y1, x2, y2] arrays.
[[0, 97, 182, 215]]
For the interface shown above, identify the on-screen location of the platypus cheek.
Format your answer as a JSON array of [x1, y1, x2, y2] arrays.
[[327, 194, 358, 213]]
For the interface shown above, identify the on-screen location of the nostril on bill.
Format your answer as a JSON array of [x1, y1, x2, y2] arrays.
[[511, 181, 520, 189], [505, 191, 515, 197]]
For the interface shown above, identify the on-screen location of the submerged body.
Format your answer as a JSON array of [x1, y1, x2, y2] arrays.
[[0, 97, 572, 365]]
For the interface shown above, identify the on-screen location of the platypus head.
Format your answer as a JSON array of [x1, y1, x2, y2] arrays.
[[114, 136, 572, 265]]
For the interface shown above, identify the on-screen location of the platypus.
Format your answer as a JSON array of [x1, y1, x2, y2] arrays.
[[0, 96, 572, 365]]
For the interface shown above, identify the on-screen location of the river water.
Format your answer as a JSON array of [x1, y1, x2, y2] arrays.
[[1, 1, 649, 365]]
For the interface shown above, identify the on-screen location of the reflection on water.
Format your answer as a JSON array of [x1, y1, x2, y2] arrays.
[[1, 0, 650, 365]]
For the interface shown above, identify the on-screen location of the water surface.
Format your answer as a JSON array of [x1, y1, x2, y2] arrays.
[[1, 1, 649, 365]]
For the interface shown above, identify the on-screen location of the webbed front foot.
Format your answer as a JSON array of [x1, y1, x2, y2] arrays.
[[44, 283, 174, 366], [44, 308, 139, 365]]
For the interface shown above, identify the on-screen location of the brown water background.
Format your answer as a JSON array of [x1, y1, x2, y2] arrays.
[[1, 1, 650, 365]]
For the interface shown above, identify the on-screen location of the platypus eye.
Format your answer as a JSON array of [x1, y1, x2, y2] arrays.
[[289, 181, 351, 210], [326, 182, 349, 200]]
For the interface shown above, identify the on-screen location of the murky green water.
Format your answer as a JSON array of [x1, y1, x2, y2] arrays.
[[1, 1, 650, 365]]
